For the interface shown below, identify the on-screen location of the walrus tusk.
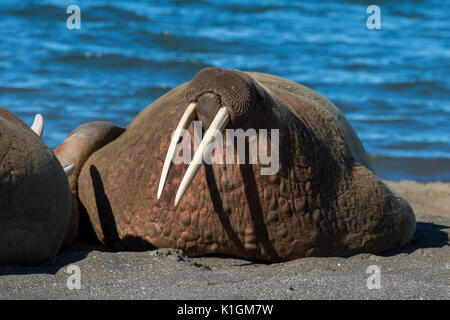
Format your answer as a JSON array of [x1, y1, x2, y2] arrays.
[[64, 164, 75, 177], [174, 106, 230, 207], [31, 114, 44, 137], [157, 102, 197, 199]]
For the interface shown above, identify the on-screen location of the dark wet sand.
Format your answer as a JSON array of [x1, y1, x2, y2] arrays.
[[0, 180, 448, 300]]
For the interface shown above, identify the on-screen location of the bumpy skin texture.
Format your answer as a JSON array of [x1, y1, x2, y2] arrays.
[[0, 107, 72, 265], [54, 121, 125, 248], [77, 68, 416, 261]]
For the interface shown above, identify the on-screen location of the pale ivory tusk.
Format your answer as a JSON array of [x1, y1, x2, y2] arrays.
[[174, 106, 230, 207], [31, 114, 44, 137], [64, 164, 75, 177], [157, 102, 197, 199]]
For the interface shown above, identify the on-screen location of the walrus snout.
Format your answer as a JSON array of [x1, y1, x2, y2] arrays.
[[186, 67, 265, 128], [195, 92, 222, 129]]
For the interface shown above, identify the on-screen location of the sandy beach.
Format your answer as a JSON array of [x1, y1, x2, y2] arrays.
[[0, 180, 448, 300]]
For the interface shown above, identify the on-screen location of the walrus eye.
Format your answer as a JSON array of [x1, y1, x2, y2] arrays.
[[30, 113, 44, 137], [157, 104, 230, 207], [63, 164, 75, 177]]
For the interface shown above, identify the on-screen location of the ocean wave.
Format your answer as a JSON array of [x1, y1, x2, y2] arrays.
[[1, 3, 63, 19], [87, 4, 151, 23], [53, 51, 208, 71], [379, 80, 450, 93], [369, 155, 450, 182], [0, 86, 39, 93]]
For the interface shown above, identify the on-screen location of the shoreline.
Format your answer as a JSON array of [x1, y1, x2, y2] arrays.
[[371, 156, 450, 183]]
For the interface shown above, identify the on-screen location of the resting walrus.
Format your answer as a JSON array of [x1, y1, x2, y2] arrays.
[[0, 108, 72, 265], [57, 67, 416, 261]]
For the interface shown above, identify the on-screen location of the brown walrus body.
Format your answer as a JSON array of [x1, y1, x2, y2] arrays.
[[0, 107, 72, 265], [69, 68, 415, 261], [54, 121, 125, 248]]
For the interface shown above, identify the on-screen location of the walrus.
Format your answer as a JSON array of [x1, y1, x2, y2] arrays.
[[53, 121, 125, 248], [0, 108, 72, 265], [60, 67, 415, 261]]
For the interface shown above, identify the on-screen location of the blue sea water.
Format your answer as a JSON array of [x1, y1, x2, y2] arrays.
[[0, 0, 448, 182]]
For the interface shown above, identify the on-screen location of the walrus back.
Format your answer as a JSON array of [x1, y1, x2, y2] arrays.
[[246, 72, 373, 172]]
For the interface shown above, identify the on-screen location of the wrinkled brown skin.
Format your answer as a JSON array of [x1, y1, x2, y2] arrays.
[[53, 121, 125, 248], [0, 107, 72, 265], [77, 68, 416, 262]]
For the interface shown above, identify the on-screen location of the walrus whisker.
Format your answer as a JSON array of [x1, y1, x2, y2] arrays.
[[30, 113, 44, 137], [157, 102, 197, 199], [64, 164, 75, 177], [174, 106, 230, 207]]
